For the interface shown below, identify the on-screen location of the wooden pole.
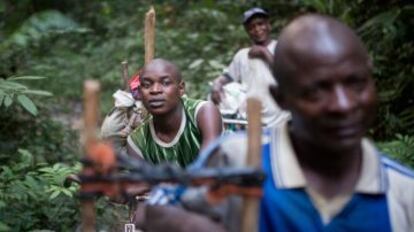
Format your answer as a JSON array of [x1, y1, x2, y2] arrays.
[[122, 60, 129, 90], [246, 98, 262, 168], [241, 97, 262, 232], [144, 6, 156, 64], [83, 80, 100, 148], [81, 80, 100, 232], [241, 59, 263, 232]]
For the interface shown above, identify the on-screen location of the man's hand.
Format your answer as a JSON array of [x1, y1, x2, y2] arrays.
[[211, 80, 224, 104], [211, 75, 231, 105], [248, 45, 274, 66]]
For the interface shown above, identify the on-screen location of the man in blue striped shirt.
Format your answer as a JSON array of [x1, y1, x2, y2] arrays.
[[259, 13, 414, 232]]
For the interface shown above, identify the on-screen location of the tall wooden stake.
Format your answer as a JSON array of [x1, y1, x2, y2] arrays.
[[242, 58, 263, 232], [144, 6, 156, 64], [121, 60, 129, 90], [81, 80, 100, 232], [241, 97, 262, 232]]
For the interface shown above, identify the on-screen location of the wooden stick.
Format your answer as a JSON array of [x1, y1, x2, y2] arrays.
[[81, 201, 95, 232], [83, 80, 100, 148], [144, 6, 156, 64], [122, 60, 129, 90], [246, 98, 262, 168], [81, 80, 100, 232], [241, 97, 262, 232]]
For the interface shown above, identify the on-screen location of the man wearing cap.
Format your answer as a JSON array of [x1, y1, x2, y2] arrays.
[[101, 73, 146, 154], [210, 7, 289, 127]]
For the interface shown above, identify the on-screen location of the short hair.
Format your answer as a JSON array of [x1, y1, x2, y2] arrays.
[[142, 58, 182, 82]]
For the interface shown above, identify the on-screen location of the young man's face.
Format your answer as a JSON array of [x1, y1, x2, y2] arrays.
[[279, 51, 377, 152], [139, 65, 184, 115], [245, 16, 271, 45]]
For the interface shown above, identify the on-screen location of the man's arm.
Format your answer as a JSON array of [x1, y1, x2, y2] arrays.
[[143, 205, 228, 232], [126, 136, 146, 161], [210, 75, 232, 105], [248, 45, 274, 67], [196, 102, 223, 150]]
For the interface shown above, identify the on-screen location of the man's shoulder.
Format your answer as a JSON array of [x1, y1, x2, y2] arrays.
[[380, 156, 414, 230], [182, 96, 204, 105], [381, 155, 414, 203], [182, 97, 207, 112], [232, 47, 250, 59], [381, 156, 414, 184]]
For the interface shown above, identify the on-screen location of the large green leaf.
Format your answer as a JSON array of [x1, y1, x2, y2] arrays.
[[3, 95, 12, 107], [0, 80, 28, 91], [49, 190, 60, 200], [0, 90, 4, 106], [189, 59, 204, 69], [22, 89, 53, 96], [16, 95, 38, 116], [9, 76, 48, 81]]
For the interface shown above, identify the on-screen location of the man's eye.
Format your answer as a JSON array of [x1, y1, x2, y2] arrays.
[[142, 82, 151, 88], [302, 86, 324, 101], [162, 80, 171, 86], [346, 77, 368, 92]]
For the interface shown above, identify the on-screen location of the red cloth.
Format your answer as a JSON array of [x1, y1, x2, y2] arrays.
[[129, 73, 140, 90]]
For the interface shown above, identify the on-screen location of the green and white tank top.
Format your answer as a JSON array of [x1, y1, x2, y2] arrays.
[[127, 97, 207, 167]]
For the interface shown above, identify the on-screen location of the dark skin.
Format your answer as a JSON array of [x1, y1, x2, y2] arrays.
[[270, 15, 377, 199], [127, 59, 223, 159], [211, 15, 274, 104], [136, 15, 378, 231]]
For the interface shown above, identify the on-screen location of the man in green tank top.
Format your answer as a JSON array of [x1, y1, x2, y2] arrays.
[[126, 59, 222, 167]]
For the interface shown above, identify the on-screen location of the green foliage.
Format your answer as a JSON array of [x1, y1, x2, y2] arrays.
[[0, 150, 81, 231], [4, 10, 86, 48], [358, 6, 414, 139], [0, 76, 52, 115], [378, 134, 414, 169], [0, 107, 128, 230], [0, 0, 412, 230]]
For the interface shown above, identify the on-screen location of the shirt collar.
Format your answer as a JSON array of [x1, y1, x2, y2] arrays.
[[270, 122, 386, 194]]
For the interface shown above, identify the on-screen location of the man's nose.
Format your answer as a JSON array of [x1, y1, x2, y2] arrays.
[[253, 24, 261, 34], [150, 83, 162, 93], [328, 85, 355, 113]]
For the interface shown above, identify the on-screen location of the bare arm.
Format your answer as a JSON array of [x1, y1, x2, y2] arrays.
[[210, 75, 232, 105], [197, 102, 223, 151], [143, 205, 228, 232]]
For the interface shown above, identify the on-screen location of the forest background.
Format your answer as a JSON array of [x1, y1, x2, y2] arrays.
[[0, 0, 413, 231]]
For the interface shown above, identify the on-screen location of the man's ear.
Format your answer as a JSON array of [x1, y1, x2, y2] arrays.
[[178, 81, 185, 96], [269, 84, 288, 110]]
